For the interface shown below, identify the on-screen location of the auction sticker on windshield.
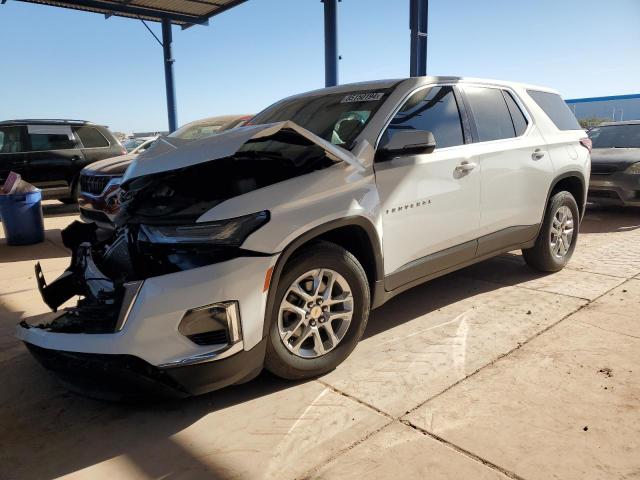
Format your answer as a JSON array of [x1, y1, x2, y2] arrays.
[[341, 92, 385, 103]]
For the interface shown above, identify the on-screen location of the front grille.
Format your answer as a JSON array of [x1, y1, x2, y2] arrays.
[[80, 174, 112, 195], [591, 164, 622, 175], [589, 190, 620, 200]]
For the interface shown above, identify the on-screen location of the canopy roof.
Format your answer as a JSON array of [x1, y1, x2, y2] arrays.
[[16, 0, 247, 27]]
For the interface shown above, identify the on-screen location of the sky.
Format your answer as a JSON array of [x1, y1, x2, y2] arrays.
[[1, 0, 639, 133]]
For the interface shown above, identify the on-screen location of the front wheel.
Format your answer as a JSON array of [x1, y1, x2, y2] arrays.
[[59, 179, 79, 204], [265, 241, 370, 380], [523, 190, 579, 272]]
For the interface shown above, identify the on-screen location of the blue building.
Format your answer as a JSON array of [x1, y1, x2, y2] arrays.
[[566, 94, 640, 126]]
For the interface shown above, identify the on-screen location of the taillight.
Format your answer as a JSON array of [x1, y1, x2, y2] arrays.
[[579, 137, 592, 154]]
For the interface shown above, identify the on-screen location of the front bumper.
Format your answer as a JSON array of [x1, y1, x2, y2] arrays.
[[25, 338, 267, 399], [18, 253, 278, 397], [588, 173, 640, 206]]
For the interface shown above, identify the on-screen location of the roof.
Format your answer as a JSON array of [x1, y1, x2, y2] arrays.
[[598, 120, 640, 126], [282, 76, 559, 102], [566, 93, 640, 104], [15, 0, 248, 27], [0, 119, 92, 125]]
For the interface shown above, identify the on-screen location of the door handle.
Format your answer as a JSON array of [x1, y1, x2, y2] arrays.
[[532, 149, 545, 160], [455, 161, 477, 173]]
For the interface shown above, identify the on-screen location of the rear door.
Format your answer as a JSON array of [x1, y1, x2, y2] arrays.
[[374, 85, 481, 287], [0, 125, 29, 184], [26, 124, 84, 192], [461, 85, 553, 254]]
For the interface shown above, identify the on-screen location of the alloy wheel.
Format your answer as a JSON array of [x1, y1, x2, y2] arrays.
[[550, 205, 574, 258], [277, 268, 354, 359]]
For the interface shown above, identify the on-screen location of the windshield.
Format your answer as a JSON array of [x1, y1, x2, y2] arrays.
[[589, 124, 640, 148], [122, 138, 146, 152], [250, 89, 392, 149], [169, 118, 234, 140], [131, 139, 156, 154]]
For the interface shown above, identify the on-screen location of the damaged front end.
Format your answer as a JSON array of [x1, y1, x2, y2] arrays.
[[28, 121, 352, 335], [19, 121, 358, 398], [30, 221, 143, 334]]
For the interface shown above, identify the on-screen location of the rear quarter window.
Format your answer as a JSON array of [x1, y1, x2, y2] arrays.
[[527, 90, 581, 131], [75, 126, 110, 148]]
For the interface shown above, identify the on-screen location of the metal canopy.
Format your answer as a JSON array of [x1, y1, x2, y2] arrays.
[[10, 0, 430, 131], [16, 0, 247, 27]]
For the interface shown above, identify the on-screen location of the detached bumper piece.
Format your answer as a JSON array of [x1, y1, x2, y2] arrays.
[[24, 339, 267, 400]]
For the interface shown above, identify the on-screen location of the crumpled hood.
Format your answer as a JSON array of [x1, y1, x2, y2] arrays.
[[83, 153, 138, 176], [123, 121, 362, 182]]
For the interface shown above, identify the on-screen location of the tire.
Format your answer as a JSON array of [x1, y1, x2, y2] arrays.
[[265, 241, 370, 381], [523, 190, 579, 272], [59, 179, 79, 204]]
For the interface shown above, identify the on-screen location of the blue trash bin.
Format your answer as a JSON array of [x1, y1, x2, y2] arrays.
[[0, 190, 45, 246]]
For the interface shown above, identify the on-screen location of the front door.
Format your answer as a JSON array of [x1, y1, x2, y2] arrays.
[[374, 85, 481, 289]]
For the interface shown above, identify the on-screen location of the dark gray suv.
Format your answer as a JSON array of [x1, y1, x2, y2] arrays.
[[0, 119, 125, 203], [588, 120, 640, 207]]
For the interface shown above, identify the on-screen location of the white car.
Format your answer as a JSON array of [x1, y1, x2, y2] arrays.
[[121, 136, 158, 153], [18, 77, 590, 399]]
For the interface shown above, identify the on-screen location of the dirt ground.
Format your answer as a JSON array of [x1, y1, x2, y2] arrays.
[[1, 202, 639, 480]]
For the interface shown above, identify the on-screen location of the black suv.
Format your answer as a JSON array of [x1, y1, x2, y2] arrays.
[[0, 119, 125, 203]]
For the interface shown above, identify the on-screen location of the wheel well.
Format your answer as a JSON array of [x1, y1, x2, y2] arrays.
[[283, 224, 381, 302], [314, 226, 378, 290], [551, 176, 585, 215]]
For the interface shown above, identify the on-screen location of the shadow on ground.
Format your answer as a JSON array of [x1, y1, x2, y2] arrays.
[[0, 230, 67, 263], [581, 205, 640, 233], [4, 206, 635, 479], [42, 202, 78, 218]]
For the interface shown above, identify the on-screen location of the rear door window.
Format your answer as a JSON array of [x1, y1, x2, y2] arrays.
[[75, 126, 109, 148], [464, 86, 516, 142], [27, 125, 76, 151], [527, 90, 581, 130], [384, 85, 465, 149], [503, 91, 528, 136], [0, 126, 27, 153]]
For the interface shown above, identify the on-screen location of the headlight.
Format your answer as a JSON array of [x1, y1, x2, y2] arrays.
[[140, 211, 269, 246], [624, 162, 640, 174]]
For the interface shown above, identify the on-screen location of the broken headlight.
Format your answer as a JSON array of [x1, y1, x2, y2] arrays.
[[139, 211, 269, 246]]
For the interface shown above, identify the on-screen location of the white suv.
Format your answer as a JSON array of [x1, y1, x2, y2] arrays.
[[18, 77, 590, 398]]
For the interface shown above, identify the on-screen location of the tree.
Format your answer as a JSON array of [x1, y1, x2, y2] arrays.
[[579, 117, 609, 129]]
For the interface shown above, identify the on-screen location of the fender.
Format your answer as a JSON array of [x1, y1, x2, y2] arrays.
[[262, 216, 384, 338], [543, 170, 587, 223]]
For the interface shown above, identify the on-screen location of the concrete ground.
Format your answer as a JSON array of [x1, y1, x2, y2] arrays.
[[1, 202, 639, 480]]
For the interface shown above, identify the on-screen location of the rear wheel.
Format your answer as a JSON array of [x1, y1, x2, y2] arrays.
[[265, 241, 370, 380], [523, 191, 579, 272]]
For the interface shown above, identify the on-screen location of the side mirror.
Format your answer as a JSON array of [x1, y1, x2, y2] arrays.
[[377, 130, 436, 161]]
